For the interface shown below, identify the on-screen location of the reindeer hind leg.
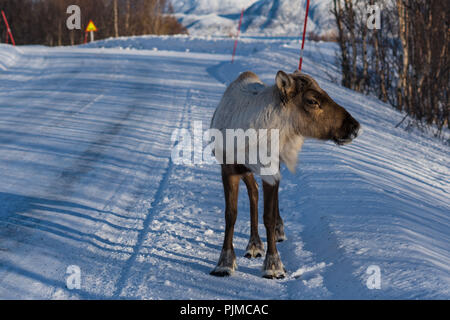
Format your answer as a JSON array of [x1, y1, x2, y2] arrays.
[[210, 165, 240, 277], [242, 173, 264, 259]]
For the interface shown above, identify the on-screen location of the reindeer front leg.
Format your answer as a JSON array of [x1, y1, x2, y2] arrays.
[[275, 191, 287, 242], [210, 166, 240, 277], [262, 180, 286, 279]]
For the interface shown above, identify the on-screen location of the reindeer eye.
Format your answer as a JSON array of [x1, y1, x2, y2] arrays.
[[306, 99, 319, 107]]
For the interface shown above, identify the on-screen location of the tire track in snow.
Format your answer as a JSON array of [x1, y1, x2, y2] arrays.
[[113, 88, 193, 297], [0, 49, 100, 147], [0, 48, 178, 298]]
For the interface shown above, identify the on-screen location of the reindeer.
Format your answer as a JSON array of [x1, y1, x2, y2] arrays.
[[209, 70, 361, 279]]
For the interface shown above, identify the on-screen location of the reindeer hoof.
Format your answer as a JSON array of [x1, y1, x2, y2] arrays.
[[262, 253, 286, 279], [263, 272, 286, 280], [210, 266, 235, 277], [211, 249, 237, 277], [244, 238, 264, 259], [275, 224, 287, 242]]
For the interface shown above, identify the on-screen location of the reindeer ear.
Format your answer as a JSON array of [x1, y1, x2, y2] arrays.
[[276, 71, 294, 92], [276, 71, 295, 105]]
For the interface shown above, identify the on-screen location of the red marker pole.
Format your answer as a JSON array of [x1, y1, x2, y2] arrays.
[[298, 0, 310, 71], [231, 8, 244, 63], [1, 11, 15, 46]]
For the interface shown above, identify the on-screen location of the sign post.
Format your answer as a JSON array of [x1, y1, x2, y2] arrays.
[[231, 8, 244, 64], [1, 10, 15, 46], [85, 20, 98, 43], [298, 0, 310, 71]]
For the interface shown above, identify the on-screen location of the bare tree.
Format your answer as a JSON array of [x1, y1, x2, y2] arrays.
[[0, 0, 187, 46], [332, 0, 351, 88], [124, 0, 131, 34], [332, 0, 449, 134], [113, 0, 119, 37]]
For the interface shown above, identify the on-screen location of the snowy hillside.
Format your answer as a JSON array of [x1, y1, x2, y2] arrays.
[[171, 0, 259, 14], [172, 0, 335, 36], [0, 36, 448, 299]]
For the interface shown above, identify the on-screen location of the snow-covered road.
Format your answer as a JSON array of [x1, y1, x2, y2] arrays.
[[0, 37, 448, 299]]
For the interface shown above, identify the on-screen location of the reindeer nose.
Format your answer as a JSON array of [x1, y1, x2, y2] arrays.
[[351, 122, 362, 139]]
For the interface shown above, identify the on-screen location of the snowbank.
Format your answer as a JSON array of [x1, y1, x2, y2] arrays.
[[0, 44, 22, 71]]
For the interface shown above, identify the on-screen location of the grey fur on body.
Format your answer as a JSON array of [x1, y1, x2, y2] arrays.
[[210, 72, 304, 185]]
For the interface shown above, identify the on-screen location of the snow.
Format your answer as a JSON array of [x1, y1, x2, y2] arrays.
[[0, 45, 23, 71], [0, 35, 448, 299], [172, 0, 335, 37], [171, 0, 260, 15]]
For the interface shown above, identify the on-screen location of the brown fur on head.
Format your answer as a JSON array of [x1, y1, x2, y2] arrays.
[[276, 70, 361, 145]]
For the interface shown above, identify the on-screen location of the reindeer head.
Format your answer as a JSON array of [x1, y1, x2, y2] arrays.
[[276, 70, 361, 145]]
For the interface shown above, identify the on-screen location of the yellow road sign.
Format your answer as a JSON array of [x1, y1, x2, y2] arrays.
[[85, 20, 97, 32]]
